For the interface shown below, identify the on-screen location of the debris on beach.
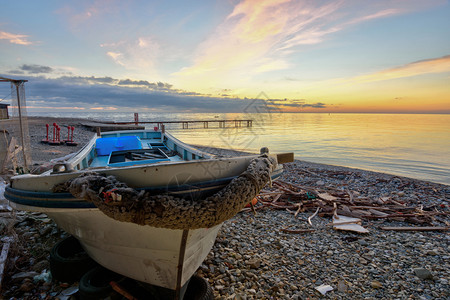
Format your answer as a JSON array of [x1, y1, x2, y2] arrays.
[[315, 284, 334, 295], [331, 214, 369, 233], [241, 174, 449, 231]]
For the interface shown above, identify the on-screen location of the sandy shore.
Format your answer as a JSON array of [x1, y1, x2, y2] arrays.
[[1, 116, 449, 299]]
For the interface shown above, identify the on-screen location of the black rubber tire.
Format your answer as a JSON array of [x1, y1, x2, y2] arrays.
[[49, 235, 98, 283], [79, 266, 126, 300], [183, 275, 214, 300]]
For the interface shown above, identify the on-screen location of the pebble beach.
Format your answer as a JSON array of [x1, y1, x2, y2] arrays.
[[0, 117, 449, 299]]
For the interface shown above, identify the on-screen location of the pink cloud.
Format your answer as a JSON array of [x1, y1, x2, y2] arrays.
[[352, 55, 450, 83], [0, 30, 33, 45], [176, 0, 443, 81]]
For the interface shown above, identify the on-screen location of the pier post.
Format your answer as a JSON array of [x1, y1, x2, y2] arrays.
[[134, 113, 139, 125], [203, 122, 208, 128]]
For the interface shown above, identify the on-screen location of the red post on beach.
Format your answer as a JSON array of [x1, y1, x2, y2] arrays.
[[66, 126, 78, 146], [134, 113, 139, 125], [41, 124, 50, 143], [66, 126, 70, 142], [71, 126, 74, 142], [52, 123, 57, 142], [56, 125, 61, 142]]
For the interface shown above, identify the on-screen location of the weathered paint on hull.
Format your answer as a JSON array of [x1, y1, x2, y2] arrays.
[[9, 203, 221, 289]]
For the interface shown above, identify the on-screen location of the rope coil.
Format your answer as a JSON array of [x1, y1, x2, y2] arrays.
[[54, 155, 277, 229]]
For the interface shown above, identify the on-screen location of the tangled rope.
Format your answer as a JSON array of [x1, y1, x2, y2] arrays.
[[54, 155, 277, 229]]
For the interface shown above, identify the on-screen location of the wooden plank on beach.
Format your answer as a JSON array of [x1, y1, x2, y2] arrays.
[[276, 152, 294, 164], [0, 238, 12, 291], [280, 228, 316, 234], [381, 226, 449, 232]]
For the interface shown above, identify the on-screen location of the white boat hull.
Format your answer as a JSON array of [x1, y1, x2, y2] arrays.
[[10, 203, 221, 290]]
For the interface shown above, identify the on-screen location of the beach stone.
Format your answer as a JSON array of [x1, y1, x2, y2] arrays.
[[358, 240, 369, 246], [371, 281, 382, 289], [246, 258, 261, 269], [425, 249, 438, 256], [31, 260, 49, 273], [19, 282, 34, 292], [39, 225, 53, 236], [413, 268, 433, 280], [11, 272, 39, 282], [337, 280, 348, 292]]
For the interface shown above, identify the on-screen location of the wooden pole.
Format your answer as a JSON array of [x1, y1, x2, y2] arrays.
[[0, 238, 12, 291], [15, 82, 29, 170]]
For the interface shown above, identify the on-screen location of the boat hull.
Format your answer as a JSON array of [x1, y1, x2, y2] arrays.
[[10, 202, 221, 290]]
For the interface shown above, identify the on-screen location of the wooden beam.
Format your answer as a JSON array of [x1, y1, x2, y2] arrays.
[[381, 226, 449, 232], [0, 238, 12, 292], [276, 152, 294, 164]]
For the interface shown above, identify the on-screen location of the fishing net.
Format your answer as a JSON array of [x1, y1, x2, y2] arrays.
[[54, 155, 276, 229], [0, 79, 31, 174]]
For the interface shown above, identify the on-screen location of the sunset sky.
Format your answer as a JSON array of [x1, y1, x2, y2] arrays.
[[1, 0, 449, 113]]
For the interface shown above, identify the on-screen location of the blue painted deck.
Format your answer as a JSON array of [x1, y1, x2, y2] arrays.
[[91, 136, 183, 168]]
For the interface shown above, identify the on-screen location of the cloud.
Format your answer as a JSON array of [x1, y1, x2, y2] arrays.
[[302, 102, 326, 108], [58, 0, 125, 29], [8, 64, 78, 76], [0, 30, 33, 45], [106, 52, 124, 66], [352, 55, 450, 83], [346, 9, 401, 25], [0, 74, 269, 112], [117, 79, 173, 90], [101, 36, 160, 73], [271, 99, 327, 109], [174, 0, 443, 85], [20, 64, 54, 74], [0, 71, 334, 112]]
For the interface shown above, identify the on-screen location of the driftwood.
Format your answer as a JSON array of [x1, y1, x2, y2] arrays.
[[280, 228, 316, 234], [308, 207, 320, 226], [0, 238, 12, 292], [245, 177, 448, 228], [380, 226, 449, 232], [110, 281, 137, 300]]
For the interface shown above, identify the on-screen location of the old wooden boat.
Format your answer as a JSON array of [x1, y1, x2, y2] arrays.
[[5, 128, 290, 297]]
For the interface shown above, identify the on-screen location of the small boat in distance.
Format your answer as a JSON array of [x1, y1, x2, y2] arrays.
[[5, 128, 292, 298]]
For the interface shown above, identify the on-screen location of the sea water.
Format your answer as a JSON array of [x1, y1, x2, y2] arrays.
[[30, 112, 450, 185]]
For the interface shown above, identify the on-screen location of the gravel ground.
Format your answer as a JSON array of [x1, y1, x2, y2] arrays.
[[1, 117, 449, 299], [199, 146, 450, 300]]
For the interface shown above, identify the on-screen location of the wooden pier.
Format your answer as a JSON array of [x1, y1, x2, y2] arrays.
[[104, 118, 253, 129]]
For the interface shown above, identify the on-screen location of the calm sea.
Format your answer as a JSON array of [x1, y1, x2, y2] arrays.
[[30, 112, 450, 185]]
